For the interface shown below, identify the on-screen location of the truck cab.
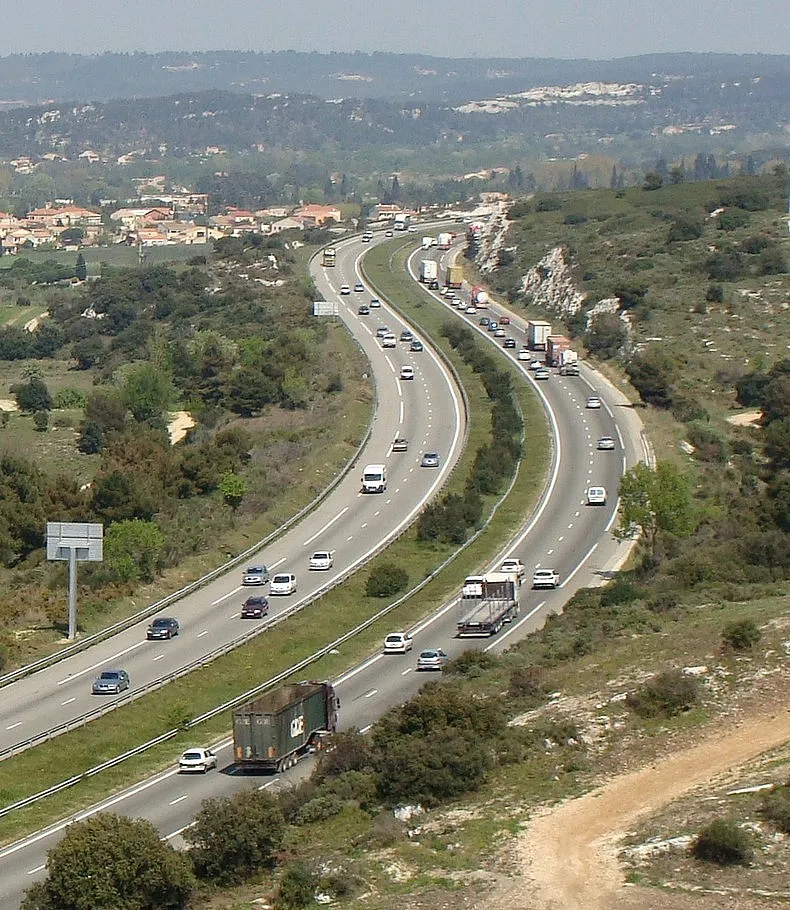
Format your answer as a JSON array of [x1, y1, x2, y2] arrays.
[[361, 464, 387, 493]]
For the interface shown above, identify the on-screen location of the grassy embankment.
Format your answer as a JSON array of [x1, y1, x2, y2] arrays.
[[0, 239, 549, 845]]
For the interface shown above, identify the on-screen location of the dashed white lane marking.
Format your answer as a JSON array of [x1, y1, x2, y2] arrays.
[[169, 795, 188, 806], [303, 506, 349, 547], [558, 536, 564, 542], [61, 697, 76, 705], [57, 640, 146, 685], [153, 654, 164, 662], [365, 689, 378, 698], [402, 667, 413, 676], [212, 585, 242, 605], [27, 864, 45, 875], [6, 722, 22, 730], [547, 548, 554, 555], [399, 401, 404, 423], [197, 630, 208, 638]]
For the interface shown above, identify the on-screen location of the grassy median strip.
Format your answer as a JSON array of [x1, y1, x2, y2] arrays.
[[0, 248, 549, 845]]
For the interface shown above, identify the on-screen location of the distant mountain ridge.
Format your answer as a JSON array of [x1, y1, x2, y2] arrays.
[[0, 50, 789, 105]]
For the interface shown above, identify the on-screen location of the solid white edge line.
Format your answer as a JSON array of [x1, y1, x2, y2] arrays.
[[484, 600, 546, 650], [559, 542, 599, 589]]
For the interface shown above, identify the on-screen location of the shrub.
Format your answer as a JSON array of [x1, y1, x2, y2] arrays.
[[508, 665, 548, 699], [686, 424, 728, 463], [691, 818, 753, 866], [53, 387, 87, 409], [626, 669, 698, 718], [706, 283, 724, 302], [671, 395, 709, 424], [761, 786, 790, 833], [646, 593, 678, 614], [564, 213, 588, 225], [365, 563, 408, 598], [12, 377, 52, 412], [32, 410, 49, 432], [294, 795, 344, 825], [446, 649, 496, 677], [276, 861, 317, 910], [599, 578, 642, 607], [722, 619, 761, 652], [667, 216, 703, 242]]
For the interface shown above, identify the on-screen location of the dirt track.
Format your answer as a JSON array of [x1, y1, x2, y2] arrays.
[[488, 707, 790, 910]]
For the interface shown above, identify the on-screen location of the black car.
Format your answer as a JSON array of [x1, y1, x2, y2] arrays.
[[358, 304, 370, 315], [503, 338, 516, 348], [241, 595, 269, 619], [428, 279, 440, 290], [410, 339, 424, 352], [146, 617, 179, 640]]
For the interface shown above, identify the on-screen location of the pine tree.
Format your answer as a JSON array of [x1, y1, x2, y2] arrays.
[[75, 252, 87, 282]]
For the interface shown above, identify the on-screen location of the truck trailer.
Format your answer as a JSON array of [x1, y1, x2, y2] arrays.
[[437, 232, 453, 250], [527, 320, 551, 350], [470, 286, 489, 307], [457, 572, 519, 636], [445, 264, 464, 288], [546, 335, 572, 367], [322, 247, 336, 268], [420, 259, 438, 283], [233, 681, 340, 772], [558, 349, 580, 375]]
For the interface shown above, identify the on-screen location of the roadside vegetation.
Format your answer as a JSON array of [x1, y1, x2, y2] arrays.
[[0, 235, 370, 669]]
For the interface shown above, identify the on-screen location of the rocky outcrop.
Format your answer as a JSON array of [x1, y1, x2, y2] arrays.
[[469, 202, 511, 274], [519, 247, 586, 318]]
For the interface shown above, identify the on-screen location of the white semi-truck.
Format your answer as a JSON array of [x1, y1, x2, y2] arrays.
[[420, 259, 438, 283]]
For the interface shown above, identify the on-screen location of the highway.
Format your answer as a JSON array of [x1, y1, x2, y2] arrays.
[[0, 233, 464, 757], [0, 230, 647, 907]]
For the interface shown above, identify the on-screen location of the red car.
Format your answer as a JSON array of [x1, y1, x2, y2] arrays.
[[499, 316, 510, 325]]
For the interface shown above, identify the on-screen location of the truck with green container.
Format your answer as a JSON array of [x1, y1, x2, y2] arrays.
[[233, 681, 340, 772]]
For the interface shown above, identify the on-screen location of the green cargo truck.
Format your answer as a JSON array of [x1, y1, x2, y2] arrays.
[[233, 681, 340, 772], [445, 264, 463, 288]]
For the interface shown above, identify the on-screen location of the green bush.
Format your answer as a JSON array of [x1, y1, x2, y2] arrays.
[[599, 578, 642, 607], [761, 786, 790, 833], [294, 794, 344, 825], [276, 861, 317, 910], [626, 669, 698, 718], [446, 648, 496, 677], [722, 619, 761, 651], [508, 665, 548, 699], [365, 563, 408, 598], [691, 818, 753, 866], [53, 387, 87, 409], [32, 410, 49, 432]]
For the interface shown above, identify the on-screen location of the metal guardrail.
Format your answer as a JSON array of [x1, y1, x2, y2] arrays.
[[0, 249, 542, 818], [0, 275, 378, 692]]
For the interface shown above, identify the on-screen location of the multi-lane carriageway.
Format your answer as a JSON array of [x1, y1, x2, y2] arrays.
[[0, 230, 648, 907]]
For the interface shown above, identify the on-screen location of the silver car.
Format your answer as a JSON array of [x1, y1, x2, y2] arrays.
[[179, 747, 218, 773], [417, 648, 449, 671], [92, 669, 130, 695]]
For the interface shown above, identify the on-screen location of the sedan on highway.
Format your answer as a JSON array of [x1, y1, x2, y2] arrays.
[[92, 669, 130, 695], [370, 298, 381, 308], [494, 328, 506, 338], [586, 396, 602, 409], [518, 349, 530, 361], [179, 747, 217, 773], [532, 568, 560, 589], [410, 339, 424, 352], [479, 316, 490, 327], [340, 284, 351, 295], [421, 451, 440, 468], [534, 368, 550, 381], [392, 436, 409, 452], [384, 631, 413, 654], [242, 565, 269, 586], [381, 333, 397, 348], [503, 338, 516, 348], [354, 282, 364, 292], [146, 617, 179, 640], [308, 550, 333, 571], [417, 648, 449, 671], [375, 325, 390, 338], [466, 306, 477, 314], [241, 596, 269, 618], [597, 436, 616, 451], [270, 573, 298, 595], [400, 365, 415, 380], [400, 330, 414, 343], [358, 304, 370, 315]]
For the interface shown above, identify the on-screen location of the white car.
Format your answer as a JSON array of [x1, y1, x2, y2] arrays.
[[518, 349, 531, 361], [399, 365, 415, 380], [308, 551, 333, 571], [586, 396, 602, 409], [383, 631, 413, 654], [381, 333, 397, 348], [532, 568, 560, 589], [586, 486, 607, 506], [466, 306, 477, 314], [529, 360, 544, 371], [270, 572, 298, 595], [597, 436, 616, 451], [340, 284, 351, 295], [179, 747, 218, 773], [500, 558, 525, 581]]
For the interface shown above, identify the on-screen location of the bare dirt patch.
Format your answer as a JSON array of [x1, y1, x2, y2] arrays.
[[166, 410, 196, 444], [727, 410, 763, 428], [487, 695, 790, 910]]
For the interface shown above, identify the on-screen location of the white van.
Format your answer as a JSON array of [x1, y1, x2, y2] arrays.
[[361, 464, 387, 493]]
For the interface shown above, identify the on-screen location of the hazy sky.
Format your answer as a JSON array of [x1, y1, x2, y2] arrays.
[[3, 0, 789, 59]]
